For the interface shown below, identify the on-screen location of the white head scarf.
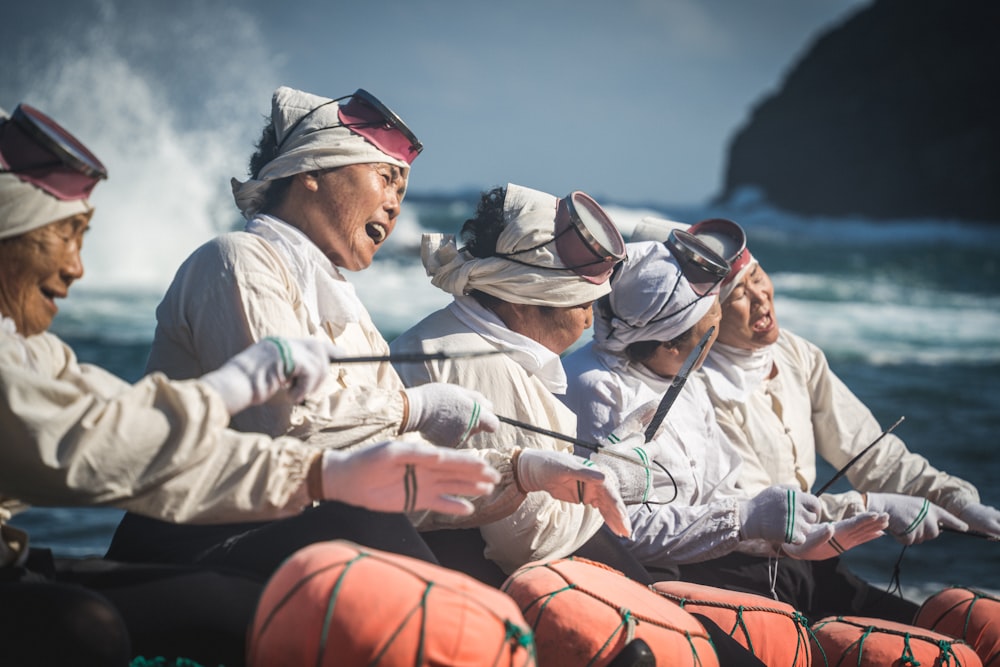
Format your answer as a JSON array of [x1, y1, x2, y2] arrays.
[[0, 173, 91, 240], [593, 241, 716, 354], [420, 183, 613, 307], [231, 86, 410, 219]]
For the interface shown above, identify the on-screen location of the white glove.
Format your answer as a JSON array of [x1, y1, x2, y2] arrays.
[[739, 486, 823, 544], [607, 400, 660, 443], [784, 512, 889, 560], [201, 337, 340, 415], [320, 440, 501, 515], [958, 503, 1000, 538], [592, 432, 658, 504], [866, 493, 968, 545], [514, 448, 632, 538], [402, 383, 500, 446]]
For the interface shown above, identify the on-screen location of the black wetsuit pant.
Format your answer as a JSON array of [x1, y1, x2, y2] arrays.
[[0, 548, 260, 667], [106, 500, 439, 581], [675, 551, 919, 624]]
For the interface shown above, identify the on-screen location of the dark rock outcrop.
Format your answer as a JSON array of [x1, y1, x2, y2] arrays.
[[718, 0, 1000, 222]]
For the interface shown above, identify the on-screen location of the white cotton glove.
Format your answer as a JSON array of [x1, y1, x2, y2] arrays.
[[738, 486, 823, 545], [866, 493, 968, 545], [607, 400, 660, 443], [514, 448, 632, 538], [592, 432, 658, 504], [201, 337, 341, 416], [784, 512, 889, 560], [320, 440, 501, 516], [958, 503, 1000, 538], [402, 383, 500, 447]]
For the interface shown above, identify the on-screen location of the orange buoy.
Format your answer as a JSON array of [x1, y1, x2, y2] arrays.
[[914, 587, 1000, 667], [652, 580, 811, 666], [248, 540, 536, 666], [810, 615, 982, 667], [502, 557, 719, 667]]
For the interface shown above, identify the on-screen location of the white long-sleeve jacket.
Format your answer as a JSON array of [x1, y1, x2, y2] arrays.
[[145, 217, 406, 449], [701, 329, 980, 521], [562, 341, 752, 565], [390, 304, 606, 574], [0, 321, 317, 567]]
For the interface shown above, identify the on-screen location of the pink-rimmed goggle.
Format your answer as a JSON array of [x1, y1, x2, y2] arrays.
[[277, 88, 422, 165], [0, 103, 107, 201], [494, 191, 627, 284]]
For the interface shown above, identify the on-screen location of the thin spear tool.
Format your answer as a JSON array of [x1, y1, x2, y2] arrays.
[[496, 415, 652, 469], [815, 416, 905, 495], [332, 349, 506, 364], [643, 326, 715, 442]]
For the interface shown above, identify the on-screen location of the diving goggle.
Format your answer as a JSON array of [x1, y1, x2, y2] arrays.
[[643, 228, 731, 324], [496, 191, 627, 284], [687, 217, 750, 283], [277, 88, 422, 164], [0, 103, 107, 201]]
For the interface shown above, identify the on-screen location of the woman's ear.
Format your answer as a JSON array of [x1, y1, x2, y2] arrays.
[[297, 171, 321, 193]]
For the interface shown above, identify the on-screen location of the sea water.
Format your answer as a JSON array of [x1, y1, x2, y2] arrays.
[[13, 193, 1000, 602]]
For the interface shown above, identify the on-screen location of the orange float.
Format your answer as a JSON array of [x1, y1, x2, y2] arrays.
[[248, 540, 536, 666], [502, 557, 719, 667], [914, 587, 1000, 667], [652, 580, 811, 666], [810, 615, 981, 667]]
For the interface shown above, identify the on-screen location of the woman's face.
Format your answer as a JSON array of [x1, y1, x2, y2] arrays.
[[504, 301, 595, 354], [717, 263, 780, 350], [642, 296, 721, 378], [295, 162, 408, 271], [0, 213, 90, 336]]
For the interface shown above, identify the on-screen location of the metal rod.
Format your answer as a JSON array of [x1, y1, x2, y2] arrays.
[[643, 326, 715, 443], [332, 349, 506, 364], [496, 415, 652, 469], [815, 416, 905, 495]]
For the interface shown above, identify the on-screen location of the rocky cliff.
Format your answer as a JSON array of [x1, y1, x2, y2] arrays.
[[718, 0, 1000, 222]]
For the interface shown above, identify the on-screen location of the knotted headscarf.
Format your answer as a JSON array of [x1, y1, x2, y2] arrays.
[[231, 86, 411, 219], [0, 173, 91, 240], [593, 241, 716, 354], [421, 183, 614, 307]]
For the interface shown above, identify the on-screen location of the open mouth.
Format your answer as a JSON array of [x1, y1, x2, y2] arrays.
[[751, 309, 773, 332], [366, 222, 388, 245]]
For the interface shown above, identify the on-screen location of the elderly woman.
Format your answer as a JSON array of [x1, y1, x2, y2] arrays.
[[391, 183, 665, 583], [560, 234, 863, 584], [664, 220, 997, 622], [0, 103, 498, 666], [107, 86, 501, 578]]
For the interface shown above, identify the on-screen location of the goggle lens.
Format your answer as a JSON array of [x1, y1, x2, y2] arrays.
[[0, 104, 106, 201], [337, 88, 423, 164]]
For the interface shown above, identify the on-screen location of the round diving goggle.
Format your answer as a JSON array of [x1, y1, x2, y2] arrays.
[[0, 103, 107, 201], [276, 88, 422, 164], [495, 190, 628, 284]]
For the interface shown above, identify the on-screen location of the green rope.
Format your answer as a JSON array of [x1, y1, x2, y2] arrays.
[[129, 659, 209, 667], [899, 633, 922, 666]]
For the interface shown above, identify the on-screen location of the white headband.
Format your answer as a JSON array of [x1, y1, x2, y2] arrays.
[[593, 241, 715, 353], [421, 184, 612, 307], [0, 173, 91, 240], [231, 86, 409, 219]]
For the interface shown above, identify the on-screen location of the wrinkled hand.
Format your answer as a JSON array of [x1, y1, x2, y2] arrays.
[[592, 432, 658, 504], [514, 448, 632, 538], [866, 493, 968, 545], [784, 512, 889, 560], [739, 485, 823, 544], [320, 440, 501, 515], [402, 383, 500, 447], [958, 503, 1000, 538], [201, 337, 341, 415]]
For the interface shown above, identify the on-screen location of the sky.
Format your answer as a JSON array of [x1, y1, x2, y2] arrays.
[[2, 0, 870, 209]]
